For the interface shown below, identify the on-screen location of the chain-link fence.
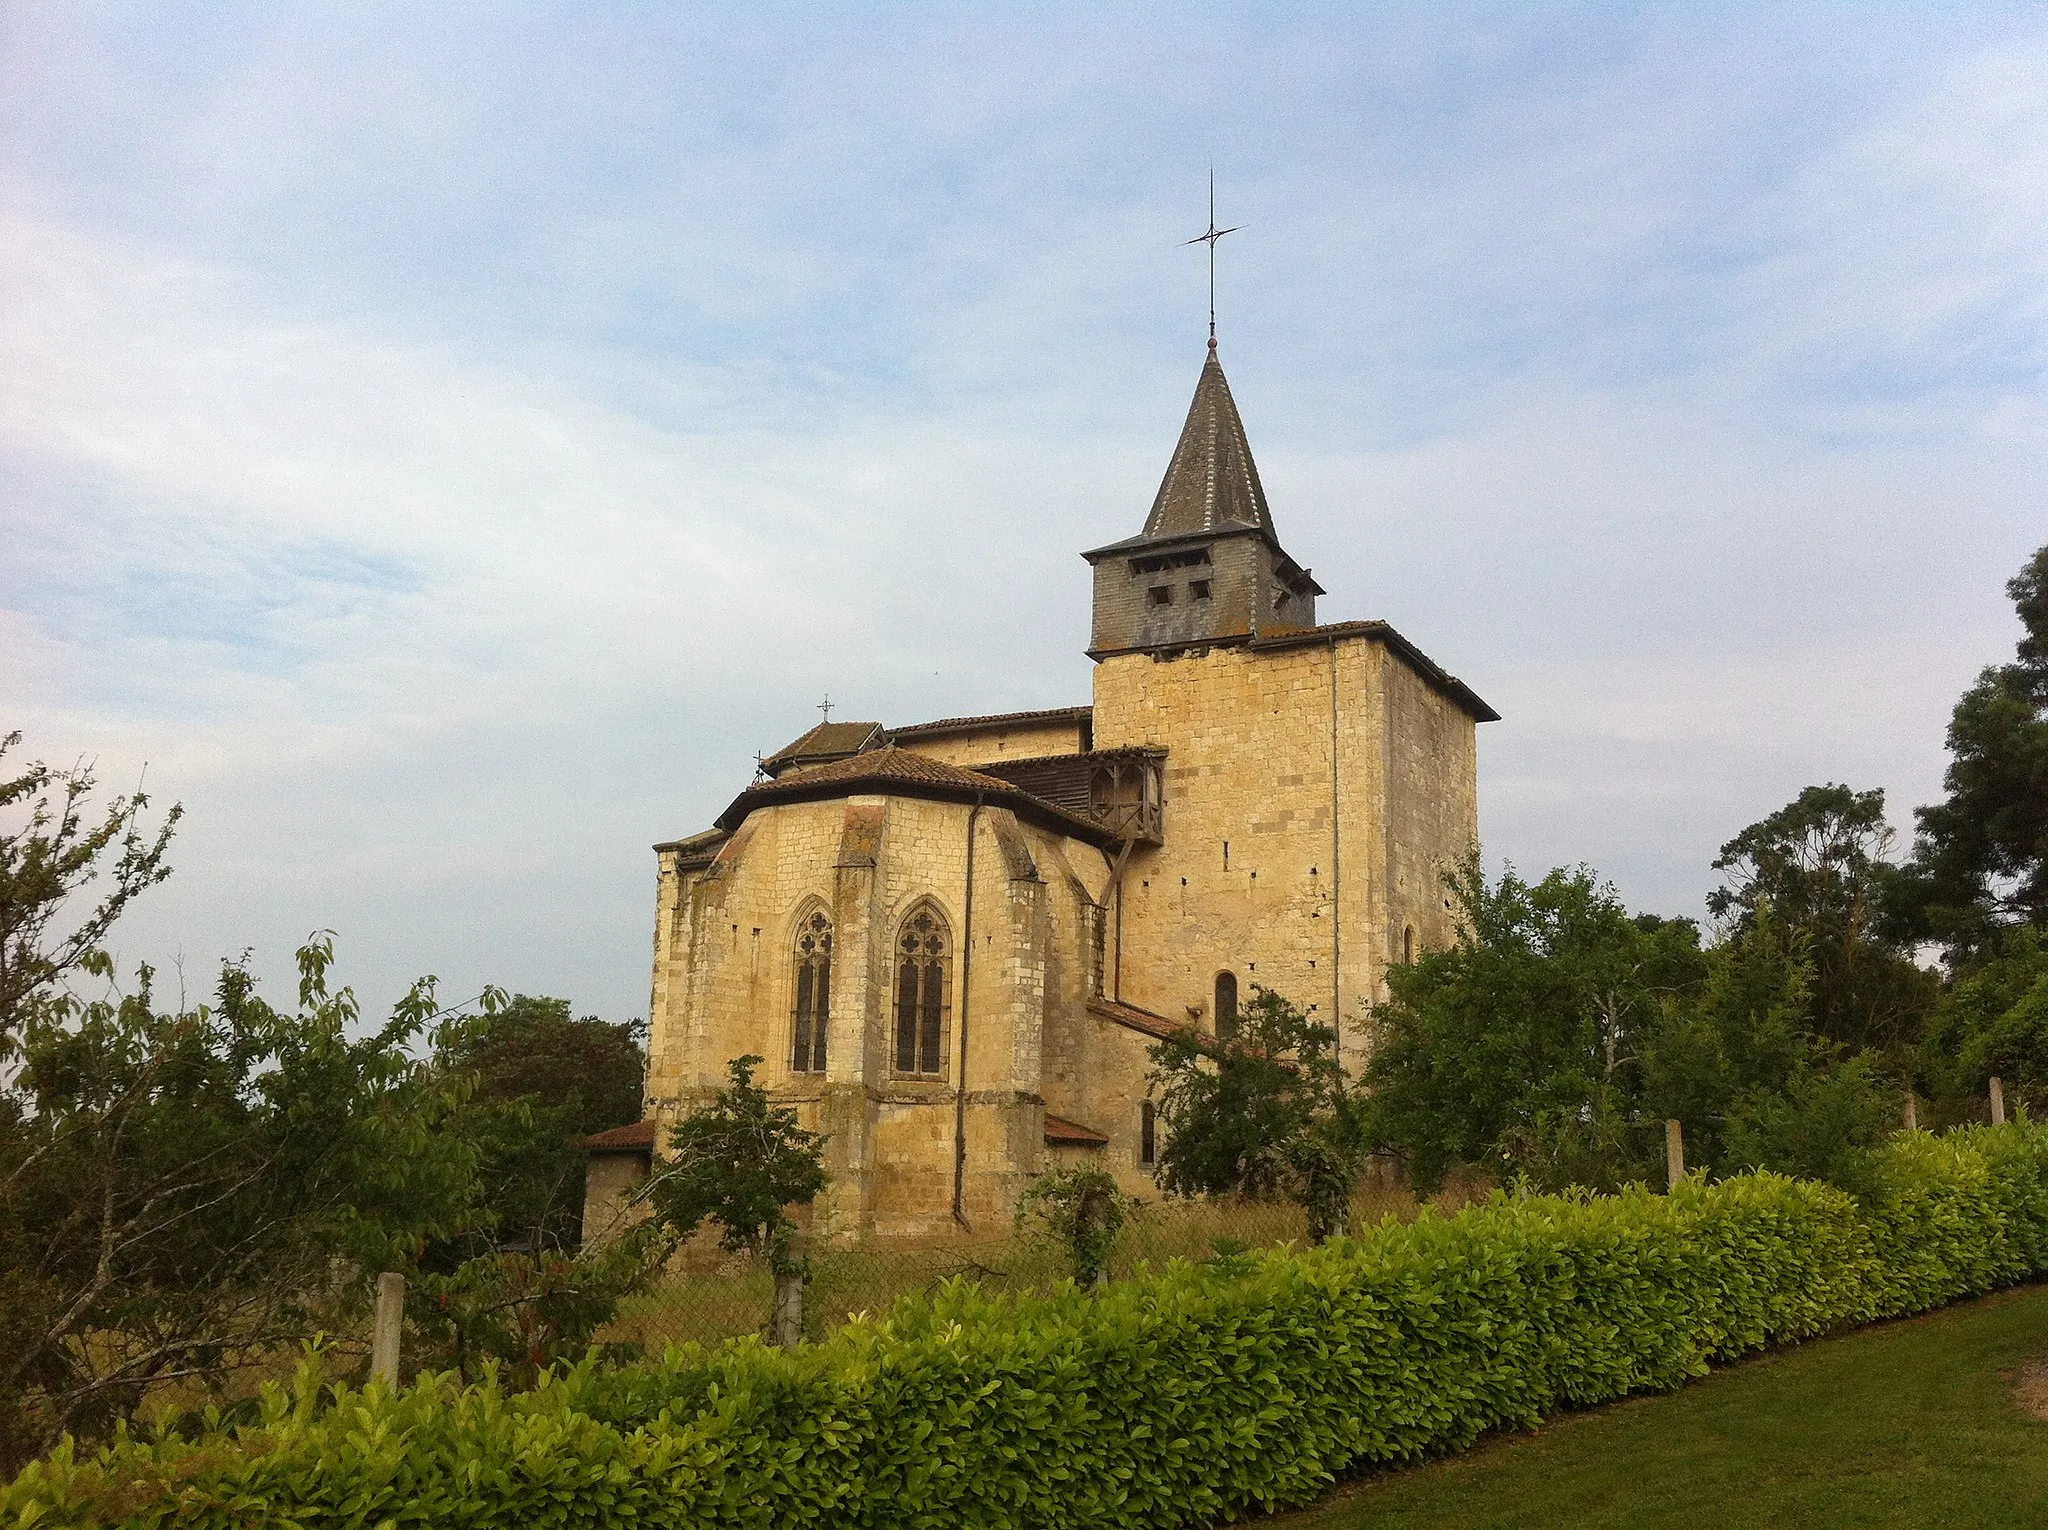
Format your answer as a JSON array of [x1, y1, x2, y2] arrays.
[[606, 1180, 1493, 1351]]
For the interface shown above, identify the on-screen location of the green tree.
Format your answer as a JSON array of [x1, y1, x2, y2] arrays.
[[0, 936, 484, 1473], [1921, 927, 2048, 1110], [0, 732, 180, 1043], [1366, 857, 1898, 1196], [1708, 784, 1937, 1059], [1363, 857, 1707, 1193], [1148, 986, 1362, 1240], [432, 995, 646, 1250], [645, 1056, 827, 1342], [1889, 542, 2048, 964]]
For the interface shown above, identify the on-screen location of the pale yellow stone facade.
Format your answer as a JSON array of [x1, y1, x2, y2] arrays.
[[612, 346, 1495, 1243]]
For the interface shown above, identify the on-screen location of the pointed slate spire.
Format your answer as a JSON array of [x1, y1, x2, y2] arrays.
[[1142, 344, 1276, 540]]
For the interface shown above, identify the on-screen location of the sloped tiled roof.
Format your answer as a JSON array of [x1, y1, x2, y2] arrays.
[[888, 705, 1091, 740], [1043, 1113, 1110, 1147], [1087, 996, 1191, 1043], [761, 720, 883, 777], [1143, 348, 1275, 540], [578, 1119, 657, 1155], [715, 745, 1122, 848]]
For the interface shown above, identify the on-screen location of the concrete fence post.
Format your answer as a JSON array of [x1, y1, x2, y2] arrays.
[[1991, 1076, 2007, 1127], [772, 1268, 804, 1349], [1903, 1091, 1918, 1132], [371, 1272, 405, 1385], [1665, 1119, 1685, 1191]]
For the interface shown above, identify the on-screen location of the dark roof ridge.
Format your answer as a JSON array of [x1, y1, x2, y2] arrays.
[[713, 744, 1122, 848], [888, 705, 1091, 738], [1249, 619, 1499, 722]]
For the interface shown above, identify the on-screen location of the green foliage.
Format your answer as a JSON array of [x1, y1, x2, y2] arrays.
[[1889, 542, 2048, 964], [13, 1123, 2048, 1529], [0, 936, 484, 1473], [645, 1055, 827, 1275], [1364, 857, 1708, 1192], [1368, 848, 1929, 1194], [432, 995, 647, 1251], [0, 732, 181, 1044], [1719, 1052, 1899, 1196], [406, 1227, 672, 1388], [1148, 987, 1362, 1239], [1922, 926, 2048, 1109], [1015, 1166, 1131, 1287], [1708, 783, 1937, 1058]]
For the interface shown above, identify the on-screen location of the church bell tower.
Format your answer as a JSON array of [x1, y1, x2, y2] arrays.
[[1082, 343, 1323, 659]]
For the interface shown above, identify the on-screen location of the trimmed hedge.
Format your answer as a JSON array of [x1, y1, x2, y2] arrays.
[[10, 1122, 2048, 1529]]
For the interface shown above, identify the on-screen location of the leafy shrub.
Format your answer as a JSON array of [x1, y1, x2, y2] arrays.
[[1015, 1166, 1131, 1287], [10, 1122, 2048, 1530]]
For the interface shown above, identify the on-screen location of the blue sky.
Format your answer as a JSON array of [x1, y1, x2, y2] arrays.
[[3, 4, 2044, 1023]]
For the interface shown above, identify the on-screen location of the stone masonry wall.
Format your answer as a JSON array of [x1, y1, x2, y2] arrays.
[[895, 717, 1088, 769], [1090, 632, 1476, 1066], [1380, 652, 1481, 972], [644, 790, 1115, 1240]]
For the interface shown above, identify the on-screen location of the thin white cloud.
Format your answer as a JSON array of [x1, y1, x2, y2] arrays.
[[1, 11, 2043, 1021]]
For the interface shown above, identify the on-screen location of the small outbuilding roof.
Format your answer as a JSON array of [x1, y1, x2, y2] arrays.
[[1043, 1113, 1110, 1147], [578, 1119, 658, 1156]]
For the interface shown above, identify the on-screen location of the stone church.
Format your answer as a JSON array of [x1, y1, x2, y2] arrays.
[[594, 340, 1495, 1243]]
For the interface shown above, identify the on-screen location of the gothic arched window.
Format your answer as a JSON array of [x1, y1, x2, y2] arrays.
[[894, 904, 951, 1077], [790, 908, 832, 1074], [1214, 970, 1239, 1041]]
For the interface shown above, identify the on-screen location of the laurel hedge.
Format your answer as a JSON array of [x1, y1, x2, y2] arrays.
[[9, 1121, 2048, 1530]]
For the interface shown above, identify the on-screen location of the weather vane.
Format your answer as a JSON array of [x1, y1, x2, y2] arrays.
[[1185, 168, 1240, 350], [818, 694, 834, 724]]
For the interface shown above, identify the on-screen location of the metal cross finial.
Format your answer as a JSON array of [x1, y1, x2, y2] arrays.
[[1184, 168, 1240, 349], [818, 694, 833, 723]]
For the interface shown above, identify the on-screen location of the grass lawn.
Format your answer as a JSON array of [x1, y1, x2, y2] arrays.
[[1280, 1283, 2048, 1530]]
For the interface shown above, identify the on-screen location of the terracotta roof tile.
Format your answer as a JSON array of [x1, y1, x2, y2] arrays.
[[715, 746, 1123, 849], [1087, 996, 1192, 1043], [888, 705, 1091, 738], [579, 1119, 657, 1154], [774, 746, 1015, 791], [1043, 1113, 1110, 1147], [761, 720, 883, 775]]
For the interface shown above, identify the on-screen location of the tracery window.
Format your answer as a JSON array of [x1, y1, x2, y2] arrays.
[[790, 908, 831, 1073], [893, 904, 951, 1077]]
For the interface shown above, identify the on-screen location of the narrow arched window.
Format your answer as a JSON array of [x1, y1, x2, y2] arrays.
[[1403, 925, 1416, 964], [1140, 1100, 1157, 1168], [790, 909, 831, 1073], [894, 904, 951, 1076], [1214, 971, 1239, 1040]]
